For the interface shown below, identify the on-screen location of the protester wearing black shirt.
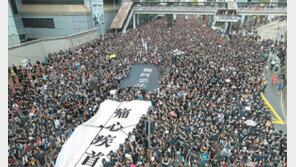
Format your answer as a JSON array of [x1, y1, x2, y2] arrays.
[[8, 15, 287, 166]]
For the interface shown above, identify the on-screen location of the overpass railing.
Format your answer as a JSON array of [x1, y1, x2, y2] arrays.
[[237, 7, 287, 12], [133, 6, 286, 13], [131, 1, 287, 8], [215, 16, 239, 22], [133, 6, 223, 11]]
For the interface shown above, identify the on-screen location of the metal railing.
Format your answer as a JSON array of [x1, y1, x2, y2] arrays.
[[214, 15, 239, 21], [237, 7, 287, 12], [131, 1, 287, 7], [133, 6, 221, 11], [133, 6, 286, 13]]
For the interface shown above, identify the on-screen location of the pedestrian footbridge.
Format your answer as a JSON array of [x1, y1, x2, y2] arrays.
[[131, 6, 286, 16], [109, 1, 286, 33]]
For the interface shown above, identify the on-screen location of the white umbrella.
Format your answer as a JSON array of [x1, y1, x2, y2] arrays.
[[244, 119, 257, 126]]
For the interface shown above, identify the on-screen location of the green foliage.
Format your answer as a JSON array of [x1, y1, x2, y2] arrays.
[[191, 0, 198, 6], [261, 0, 270, 3]]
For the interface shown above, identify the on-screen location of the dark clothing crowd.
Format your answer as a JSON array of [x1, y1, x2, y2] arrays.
[[8, 15, 287, 167]]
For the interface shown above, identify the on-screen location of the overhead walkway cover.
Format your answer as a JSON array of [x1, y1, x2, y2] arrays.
[[20, 5, 91, 16], [110, 2, 133, 29]]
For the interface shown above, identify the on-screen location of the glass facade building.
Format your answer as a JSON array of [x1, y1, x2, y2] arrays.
[[8, 2, 20, 47], [8, 0, 120, 46]]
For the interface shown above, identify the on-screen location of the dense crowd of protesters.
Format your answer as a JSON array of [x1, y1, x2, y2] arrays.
[[134, 1, 287, 8], [8, 15, 287, 167]]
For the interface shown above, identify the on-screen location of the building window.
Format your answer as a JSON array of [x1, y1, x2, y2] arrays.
[[10, 0, 18, 15], [19, 34, 26, 41], [21, 0, 84, 4], [22, 18, 55, 28]]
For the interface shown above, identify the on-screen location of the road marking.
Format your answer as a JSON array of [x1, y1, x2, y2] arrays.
[[281, 92, 287, 123], [261, 93, 285, 125]]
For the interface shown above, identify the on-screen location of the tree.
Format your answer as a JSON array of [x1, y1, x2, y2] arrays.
[[261, 0, 270, 3], [191, 0, 198, 6]]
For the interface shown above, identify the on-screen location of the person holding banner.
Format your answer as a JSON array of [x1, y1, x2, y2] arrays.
[[7, 14, 287, 167]]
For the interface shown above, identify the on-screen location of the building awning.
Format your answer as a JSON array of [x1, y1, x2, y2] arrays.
[[20, 5, 91, 16]]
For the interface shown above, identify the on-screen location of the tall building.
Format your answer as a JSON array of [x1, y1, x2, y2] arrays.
[[8, 0, 120, 45]]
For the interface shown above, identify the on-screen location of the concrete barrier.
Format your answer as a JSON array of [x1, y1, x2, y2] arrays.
[[8, 28, 100, 66]]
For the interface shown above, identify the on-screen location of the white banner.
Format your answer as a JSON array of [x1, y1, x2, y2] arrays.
[[56, 100, 152, 167]]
